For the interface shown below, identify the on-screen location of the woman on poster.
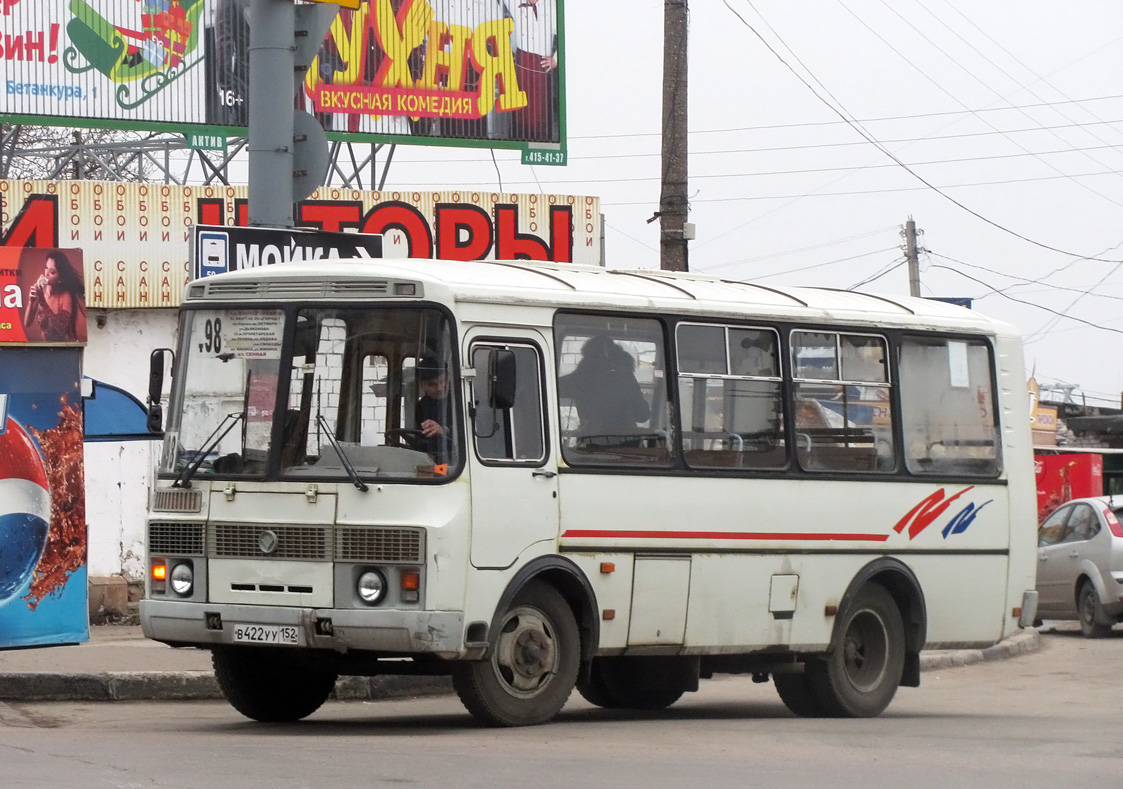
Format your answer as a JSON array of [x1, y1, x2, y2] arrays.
[[24, 251, 84, 343]]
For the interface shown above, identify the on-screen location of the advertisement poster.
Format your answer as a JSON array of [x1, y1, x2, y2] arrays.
[[0, 0, 565, 150], [0, 246, 88, 345], [0, 347, 88, 648], [1034, 453, 1103, 524], [0, 180, 601, 309]]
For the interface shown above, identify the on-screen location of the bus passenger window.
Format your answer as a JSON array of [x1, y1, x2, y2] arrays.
[[792, 331, 895, 473], [677, 324, 785, 470], [555, 315, 673, 467], [899, 338, 999, 477]]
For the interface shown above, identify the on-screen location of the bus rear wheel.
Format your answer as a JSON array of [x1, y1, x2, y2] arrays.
[[578, 656, 691, 710], [773, 671, 825, 717], [212, 647, 337, 722], [806, 584, 905, 718], [452, 582, 579, 727]]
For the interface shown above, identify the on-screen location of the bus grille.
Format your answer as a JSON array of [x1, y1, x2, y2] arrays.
[[336, 527, 424, 563], [151, 489, 203, 513], [148, 522, 205, 556], [210, 523, 331, 560]]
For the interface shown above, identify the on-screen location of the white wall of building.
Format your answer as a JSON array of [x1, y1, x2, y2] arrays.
[[82, 309, 177, 581]]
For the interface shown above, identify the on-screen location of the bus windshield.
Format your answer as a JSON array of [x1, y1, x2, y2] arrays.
[[159, 305, 459, 482]]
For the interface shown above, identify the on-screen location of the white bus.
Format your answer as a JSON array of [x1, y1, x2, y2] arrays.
[[141, 257, 1039, 726]]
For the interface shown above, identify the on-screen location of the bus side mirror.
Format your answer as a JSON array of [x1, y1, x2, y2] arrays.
[[147, 348, 173, 433], [487, 349, 516, 410]]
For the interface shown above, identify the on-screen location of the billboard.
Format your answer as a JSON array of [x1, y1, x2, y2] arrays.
[[0, 247, 87, 345], [0, 179, 602, 308], [0, 346, 88, 648], [0, 0, 565, 153]]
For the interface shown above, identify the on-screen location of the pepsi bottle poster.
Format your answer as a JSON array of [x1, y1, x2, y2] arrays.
[[0, 347, 88, 649]]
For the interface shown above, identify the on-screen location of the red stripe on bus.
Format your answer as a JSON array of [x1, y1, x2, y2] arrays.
[[561, 530, 890, 542]]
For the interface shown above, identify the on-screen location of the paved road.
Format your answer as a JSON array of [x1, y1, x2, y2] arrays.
[[1, 624, 1120, 788]]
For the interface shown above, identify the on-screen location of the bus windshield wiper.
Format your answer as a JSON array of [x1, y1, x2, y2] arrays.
[[173, 412, 244, 489], [317, 414, 369, 492]]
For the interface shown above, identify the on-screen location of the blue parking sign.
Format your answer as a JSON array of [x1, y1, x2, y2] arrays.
[[198, 231, 229, 278]]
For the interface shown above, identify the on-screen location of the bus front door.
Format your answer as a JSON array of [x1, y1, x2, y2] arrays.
[[466, 335, 559, 569]]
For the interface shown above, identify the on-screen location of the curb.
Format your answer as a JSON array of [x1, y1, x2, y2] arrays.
[[0, 672, 453, 703], [0, 631, 1041, 703], [918, 629, 1041, 671]]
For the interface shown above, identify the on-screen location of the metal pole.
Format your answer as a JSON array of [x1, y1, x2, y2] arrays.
[[249, 0, 295, 227]]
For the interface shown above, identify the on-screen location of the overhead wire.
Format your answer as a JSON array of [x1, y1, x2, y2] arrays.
[[721, 0, 1123, 263], [875, 0, 1123, 186]]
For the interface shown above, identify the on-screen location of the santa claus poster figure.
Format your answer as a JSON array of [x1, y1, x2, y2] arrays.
[[0, 347, 88, 649]]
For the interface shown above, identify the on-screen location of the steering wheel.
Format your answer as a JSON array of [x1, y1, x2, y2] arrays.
[[386, 428, 426, 450]]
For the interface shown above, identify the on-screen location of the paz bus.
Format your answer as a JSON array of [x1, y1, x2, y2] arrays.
[[140, 257, 1039, 726]]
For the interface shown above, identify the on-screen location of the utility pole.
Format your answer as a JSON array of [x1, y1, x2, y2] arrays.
[[903, 216, 921, 297], [659, 0, 690, 272]]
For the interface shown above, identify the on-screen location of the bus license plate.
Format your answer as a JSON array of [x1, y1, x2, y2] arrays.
[[232, 624, 300, 645]]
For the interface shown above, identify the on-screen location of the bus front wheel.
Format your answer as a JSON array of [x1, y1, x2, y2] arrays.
[[452, 581, 579, 727], [806, 583, 905, 717], [212, 647, 337, 722]]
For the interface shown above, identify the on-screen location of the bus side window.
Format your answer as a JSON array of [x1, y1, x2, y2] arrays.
[[555, 314, 674, 467], [678, 323, 786, 470], [791, 331, 894, 474], [899, 338, 1000, 477]]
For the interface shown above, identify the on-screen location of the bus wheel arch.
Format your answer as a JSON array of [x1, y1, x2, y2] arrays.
[[794, 559, 926, 718], [452, 558, 598, 727], [489, 556, 601, 665], [836, 558, 927, 688]]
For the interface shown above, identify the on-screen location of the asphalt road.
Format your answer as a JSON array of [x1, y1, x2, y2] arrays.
[[1, 623, 1120, 789]]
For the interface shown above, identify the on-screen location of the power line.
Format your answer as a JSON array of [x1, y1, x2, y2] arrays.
[[600, 168, 1123, 205], [720, 1, 1123, 263], [563, 93, 1123, 140], [834, 0, 1123, 209], [700, 246, 901, 277], [924, 258, 1123, 334]]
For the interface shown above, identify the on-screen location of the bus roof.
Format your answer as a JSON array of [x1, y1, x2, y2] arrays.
[[188, 257, 1014, 336]]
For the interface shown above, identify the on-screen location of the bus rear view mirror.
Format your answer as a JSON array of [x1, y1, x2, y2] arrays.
[[487, 349, 517, 409], [147, 348, 173, 433]]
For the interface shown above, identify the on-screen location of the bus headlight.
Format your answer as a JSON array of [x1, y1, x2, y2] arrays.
[[169, 562, 194, 596], [357, 570, 387, 605]]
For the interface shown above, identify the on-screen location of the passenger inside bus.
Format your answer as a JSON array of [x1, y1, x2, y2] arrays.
[[415, 356, 454, 462], [559, 335, 650, 445]]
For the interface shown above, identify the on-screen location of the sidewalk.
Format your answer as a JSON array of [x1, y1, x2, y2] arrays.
[[0, 625, 1042, 703]]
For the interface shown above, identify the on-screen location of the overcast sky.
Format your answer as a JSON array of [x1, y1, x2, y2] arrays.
[[381, 1, 1123, 409]]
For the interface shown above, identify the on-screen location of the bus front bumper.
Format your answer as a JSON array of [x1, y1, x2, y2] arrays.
[[140, 599, 467, 657]]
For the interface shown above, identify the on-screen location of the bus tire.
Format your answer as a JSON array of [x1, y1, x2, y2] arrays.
[[806, 584, 905, 718], [575, 658, 619, 708], [773, 671, 825, 717], [212, 647, 337, 722], [591, 656, 690, 710], [452, 581, 579, 727]]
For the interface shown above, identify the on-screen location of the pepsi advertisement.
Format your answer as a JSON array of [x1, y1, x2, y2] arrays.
[[0, 348, 88, 648]]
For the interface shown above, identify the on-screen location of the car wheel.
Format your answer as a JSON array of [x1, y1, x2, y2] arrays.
[[1077, 581, 1113, 639]]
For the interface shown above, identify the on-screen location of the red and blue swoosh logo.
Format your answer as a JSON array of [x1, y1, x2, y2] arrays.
[[893, 486, 992, 540]]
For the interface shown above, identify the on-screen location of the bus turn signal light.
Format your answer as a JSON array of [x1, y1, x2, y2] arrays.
[[401, 570, 421, 602]]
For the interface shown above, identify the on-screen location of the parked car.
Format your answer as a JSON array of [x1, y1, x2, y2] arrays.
[[1036, 496, 1123, 637]]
